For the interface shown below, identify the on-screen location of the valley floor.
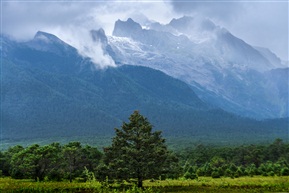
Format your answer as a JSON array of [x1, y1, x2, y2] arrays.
[[1, 176, 289, 193]]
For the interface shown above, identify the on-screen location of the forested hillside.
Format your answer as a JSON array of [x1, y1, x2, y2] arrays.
[[1, 34, 288, 145]]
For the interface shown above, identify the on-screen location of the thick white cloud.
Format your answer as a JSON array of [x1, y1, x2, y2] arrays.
[[2, 2, 97, 39], [170, 1, 288, 61], [2, 0, 288, 62], [170, 1, 246, 22], [1, 1, 175, 67], [2, 2, 119, 67], [226, 2, 288, 61], [2, 1, 174, 38]]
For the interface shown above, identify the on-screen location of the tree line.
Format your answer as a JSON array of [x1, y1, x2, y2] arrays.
[[0, 141, 102, 182], [179, 138, 289, 179], [0, 111, 289, 188]]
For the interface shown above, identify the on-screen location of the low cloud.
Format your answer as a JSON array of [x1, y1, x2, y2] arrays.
[[2, 1, 175, 67], [2, 2, 116, 68], [54, 27, 116, 69], [169, 1, 288, 60], [170, 1, 246, 22], [2, 0, 288, 61]]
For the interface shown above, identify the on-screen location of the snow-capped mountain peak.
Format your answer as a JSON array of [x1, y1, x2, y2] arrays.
[[113, 18, 142, 38], [107, 16, 288, 119], [5, 16, 285, 119]]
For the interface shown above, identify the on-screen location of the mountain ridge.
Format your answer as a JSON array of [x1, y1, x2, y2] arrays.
[[108, 16, 288, 119], [2, 32, 288, 144]]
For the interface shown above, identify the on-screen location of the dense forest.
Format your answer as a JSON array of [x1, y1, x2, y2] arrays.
[[1, 110, 288, 188], [1, 138, 289, 183]]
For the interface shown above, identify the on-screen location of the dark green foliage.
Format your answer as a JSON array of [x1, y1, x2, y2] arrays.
[[61, 142, 102, 182], [210, 156, 225, 168], [184, 166, 198, 179], [103, 111, 179, 187], [281, 167, 289, 176], [195, 164, 207, 177], [0, 142, 102, 182], [224, 168, 233, 177], [178, 139, 289, 178], [234, 167, 244, 178], [0, 138, 289, 182], [0, 145, 24, 176], [211, 171, 221, 178], [184, 171, 198, 180], [244, 164, 257, 177], [63, 142, 84, 182], [10, 144, 51, 180]]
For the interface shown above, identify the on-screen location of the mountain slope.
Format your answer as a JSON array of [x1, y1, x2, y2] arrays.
[[1, 33, 207, 139], [1, 32, 288, 144], [108, 17, 288, 119]]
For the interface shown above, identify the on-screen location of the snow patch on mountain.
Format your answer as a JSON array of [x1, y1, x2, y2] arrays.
[[107, 16, 288, 119]]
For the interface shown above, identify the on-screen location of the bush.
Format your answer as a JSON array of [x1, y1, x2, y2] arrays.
[[268, 171, 275, 176], [224, 169, 233, 177], [211, 171, 221, 178], [75, 177, 86, 182], [234, 168, 243, 178], [229, 164, 237, 173], [281, 167, 289, 176], [196, 168, 205, 176], [262, 172, 268, 177], [47, 170, 64, 181], [184, 171, 198, 180]]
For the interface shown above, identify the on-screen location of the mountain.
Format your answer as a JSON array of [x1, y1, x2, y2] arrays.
[[254, 46, 284, 69], [1, 32, 207, 139], [264, 67, 289, 117], [108, 17, 288, 119], [1, 32, 288, 144]]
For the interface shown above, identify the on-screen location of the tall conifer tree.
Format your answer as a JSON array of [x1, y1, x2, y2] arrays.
[[103, 111, 177, 188]]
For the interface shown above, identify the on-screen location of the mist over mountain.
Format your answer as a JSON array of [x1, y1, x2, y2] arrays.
[[1, 33, 208, 140], [108, 16, 288, 119], [1, 16, 288, 145]]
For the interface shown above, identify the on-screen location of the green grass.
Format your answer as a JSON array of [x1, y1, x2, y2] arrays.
[[145, 176, 289, 192], [1, 176, 289, 193]]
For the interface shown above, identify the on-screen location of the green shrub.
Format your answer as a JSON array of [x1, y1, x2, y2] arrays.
[[224, 168, 233, 177], [184, 171, 198, 180], [262, 172, 268, 177], [281, 167, 289, 176], [75, 177, 86, 182], [211, 171, 221, 178], [234, 168, 243, 178], [268, 171, 275, 176], [196, 168, 205, 176]]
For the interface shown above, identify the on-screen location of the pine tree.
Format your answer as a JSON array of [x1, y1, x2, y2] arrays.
[[103, 111, 177, 188]]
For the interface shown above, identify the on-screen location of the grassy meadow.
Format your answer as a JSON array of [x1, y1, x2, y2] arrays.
[[1, 176, 289, 193]]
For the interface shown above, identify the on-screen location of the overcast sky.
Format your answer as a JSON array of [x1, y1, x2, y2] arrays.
[[1, 0, 288, 61]]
